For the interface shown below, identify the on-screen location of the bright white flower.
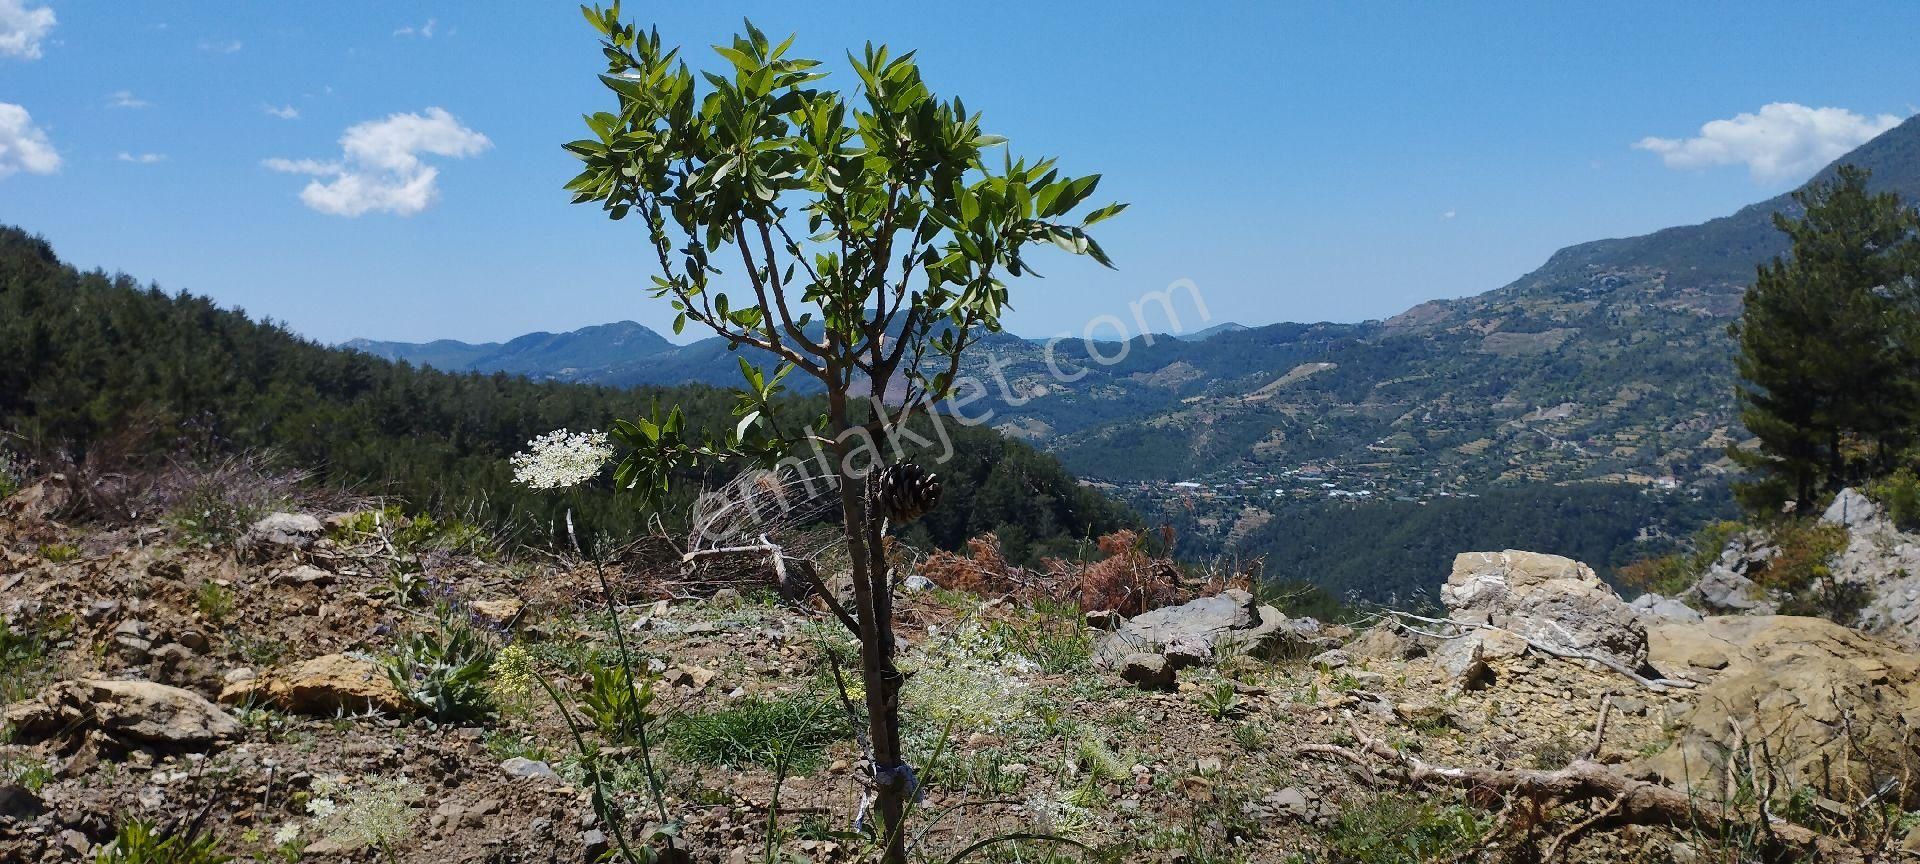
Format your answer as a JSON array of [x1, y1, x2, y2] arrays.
[[273, 824, 301, 846], [510, 429, 612, 490], [305, 797, 337, 818]]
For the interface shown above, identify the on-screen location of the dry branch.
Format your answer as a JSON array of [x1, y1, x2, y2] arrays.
[[1297, 712, 1866, 863]]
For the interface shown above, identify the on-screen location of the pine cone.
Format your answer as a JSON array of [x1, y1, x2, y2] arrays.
[[874, 462, 941, 523]]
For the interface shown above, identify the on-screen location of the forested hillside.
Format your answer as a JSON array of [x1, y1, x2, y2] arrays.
[[0, 226, 1132, 562]]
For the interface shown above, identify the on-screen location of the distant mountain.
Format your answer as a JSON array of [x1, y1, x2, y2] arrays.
[[344, 115, 1920, 498], [343, 320, 675, 381], [1175, 321, 1249, 341]]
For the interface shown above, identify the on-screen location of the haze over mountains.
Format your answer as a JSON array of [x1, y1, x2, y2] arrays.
[[349, 115, 1920, 502]]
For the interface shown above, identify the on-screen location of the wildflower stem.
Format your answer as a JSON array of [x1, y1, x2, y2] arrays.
[[569, 503, 670, 823], [532, 669, 646, 864]]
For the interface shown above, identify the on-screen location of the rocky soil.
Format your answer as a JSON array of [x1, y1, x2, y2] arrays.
[[4, 480, 1920, 863]]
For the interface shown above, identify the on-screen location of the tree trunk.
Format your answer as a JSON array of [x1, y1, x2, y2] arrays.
[[830, 406, 909, 864]]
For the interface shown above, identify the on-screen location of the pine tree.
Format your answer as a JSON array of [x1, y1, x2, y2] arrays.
[[1730, 165, 1920, 512]]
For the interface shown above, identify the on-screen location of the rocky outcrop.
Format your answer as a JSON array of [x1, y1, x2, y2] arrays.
[[1821, 488, 1920, 651], [1649, 530, 1778, 617], [1640, 615, 1920, 804], [4, 679, 242, 750], [219, 653, 414, 716], [1095, 588, 1325, 684], [1441, 550, 1647, 671]]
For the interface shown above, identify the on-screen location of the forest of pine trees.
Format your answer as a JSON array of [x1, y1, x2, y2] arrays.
[[0, 225, 1133, 562]]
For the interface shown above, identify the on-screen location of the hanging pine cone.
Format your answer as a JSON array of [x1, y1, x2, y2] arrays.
[[874, 462, 941, 523]]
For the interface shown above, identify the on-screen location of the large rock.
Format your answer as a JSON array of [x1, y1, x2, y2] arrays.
[[1629, 592, 1704, 623], [1093, 589, 1320, 668], [1441, 550, 1647, 670], [1685, 531, 1778, 615], [5, 679, 242, 749], [1823, 487, 1880, 530], [1820, 488, 1920, 651], [239, 512, 324, 559], [219, 654, 414, 716], [1691, 564, 1771, 613], [1641, 615, 1920, 805]]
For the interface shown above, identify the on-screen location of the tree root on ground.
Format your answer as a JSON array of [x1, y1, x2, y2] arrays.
[[1297, 713, 1865, 863]]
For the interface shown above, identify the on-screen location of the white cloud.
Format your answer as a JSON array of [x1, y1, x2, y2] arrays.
[[0, 0, 54, 60], [107, 90, 150, 109], [197, 38, 242, 54], [0, 102, 59, 178], [1442, 209, 1457, 220], [265, 107, 490, 216], [394, 18, 437, 38], [264, 103, 300, 120], [117, 152, 165, 164], [1634, 103, 1906, 184]]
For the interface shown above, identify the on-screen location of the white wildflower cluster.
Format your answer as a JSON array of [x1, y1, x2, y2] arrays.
[[901, 617, 1037, 733], [510, 429, 612, 490], [293, 774, 420, 851]]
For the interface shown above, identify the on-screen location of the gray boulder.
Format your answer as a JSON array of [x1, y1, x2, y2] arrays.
[[1823, 487, 1879, 530], [1442, 550, 1647, 670], [241, 512, 324, 559], [1630, 592, 1704, 623], [1093, 589, 1320, 668], [1691, 565, 1772, 613]]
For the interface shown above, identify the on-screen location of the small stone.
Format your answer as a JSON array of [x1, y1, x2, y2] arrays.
[[1118, 653, 1175, 690], [1266, 786, 1311, 818], [709, 588, 742, 607], [151, 643, 195, 669], [1393, 702, 1447, 727], [470, 599, 524, 627], [0, 783, 42, 819], [902, 574, 935, 592], [1085, 609, 1124, 631], [58, 829, 91, 857], [1309, 649, 1351, 670], [502, 757, 563, 783], [277, 565, 335, 587], [580, 830, 610, 863]]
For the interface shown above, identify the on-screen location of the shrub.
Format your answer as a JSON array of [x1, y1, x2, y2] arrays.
[[383, 606, 496, 724], [0, 617, 54, 703], [921, 534, 1022, 597], [1618, 519, 1747, 596], [0, 450, 22, 500], [1067, 530, 1186, 616], [37, 542, 79, 563], [151, 455, 308, 548], [668, 693, 847, 771], [93, 818, 232, 864], [1868, 467, 1920, 532], [901, 618, 1038, 735], [580, 658, 657, 746], [1326, 793, 1487, 864], [922, 530, 1190, 617], [193, 581, 235, 624]]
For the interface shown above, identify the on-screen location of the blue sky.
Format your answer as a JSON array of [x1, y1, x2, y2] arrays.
[[2, 1, 1917, 345]]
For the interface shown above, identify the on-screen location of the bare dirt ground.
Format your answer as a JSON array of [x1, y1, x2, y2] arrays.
[[0, 487, 1772, 864]]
